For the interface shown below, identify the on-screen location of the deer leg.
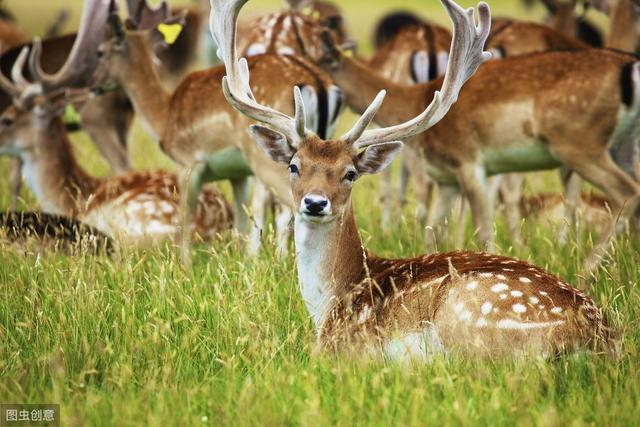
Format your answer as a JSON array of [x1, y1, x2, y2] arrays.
[[425, 184, 459, 251], [559, 168, 583, 244], [457, 164, 494, 252], [179, 161, 207, 264], [79, 92, 132, 174], [275, 202, 292, 258], [9, 158, 22, 211], [562, 153, 640, 274], [248, 178, 268, 256], [498, 173, 525, 247]]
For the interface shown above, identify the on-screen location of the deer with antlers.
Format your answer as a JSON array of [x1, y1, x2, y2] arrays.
[[94, 0, 342, 256], [0, 0, 233, 246], [279, 0, 640, 272], [1, 34, 134, 212], [210, 0, 609, 358]]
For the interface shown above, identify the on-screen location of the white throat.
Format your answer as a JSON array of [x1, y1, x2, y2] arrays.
[[294, 214, 337, 333], [19, 149, 61, 214]]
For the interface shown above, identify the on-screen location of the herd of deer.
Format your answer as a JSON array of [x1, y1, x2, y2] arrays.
[[1, 0, 638, 360]]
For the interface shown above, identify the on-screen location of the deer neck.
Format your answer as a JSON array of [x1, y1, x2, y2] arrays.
[[117, 41, 170, 140], [606, 0, 637, 51], [294, 202, 367, 332], [21, 116, 100, 215], [327, 57, 427, 127]]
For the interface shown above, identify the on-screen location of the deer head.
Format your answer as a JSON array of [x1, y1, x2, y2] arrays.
[[209, 0, 491, 221], [0, 0, 109, 156], [96, 0, 185, 83]]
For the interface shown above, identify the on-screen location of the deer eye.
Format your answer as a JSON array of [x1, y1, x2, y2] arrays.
[[1, 116, 13, 127], [343, 170, 357, 182], [288, 164, 299, 175]]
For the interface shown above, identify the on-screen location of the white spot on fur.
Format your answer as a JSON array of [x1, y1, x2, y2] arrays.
[[511, 290, 523, 297], [475, 317, 488, 328], [466, 281, 478, 290], [496, 274, 507, 280], [551, 307, 563, 314], [529, 296, 540, 304], [481, 302, 492, 315], [499, 294, 507, 300], [519, 277, 531, 283], [491, 283, 509, 292], [496, 319, 565, 330], [512, 303, 527, 313], [479, 272, 493, 278]]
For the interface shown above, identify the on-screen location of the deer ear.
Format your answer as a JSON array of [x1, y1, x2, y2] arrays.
[[250, 125, 296, 164], [356, 141, 403, 175]]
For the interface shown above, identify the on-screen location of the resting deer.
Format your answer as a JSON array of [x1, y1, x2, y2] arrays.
[[1, 32, 134, 211], [210, 0, 610, 358], [95, 0, 342, 255], [0, 27, 233, 245], [285, 3, 640, 273], [239, 0, 348, 58]]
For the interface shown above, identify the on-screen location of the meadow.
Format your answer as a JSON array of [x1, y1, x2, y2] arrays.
[[1, 0, 639, 425]]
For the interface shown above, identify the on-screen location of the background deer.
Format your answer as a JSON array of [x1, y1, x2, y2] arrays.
[[290, 7, 640, 273], [1, 34, 134, 211], [368, 11, 590, 237], [95, 0, 342, 255], [210, 0, 609, 358], [0, 3, 233, 246]]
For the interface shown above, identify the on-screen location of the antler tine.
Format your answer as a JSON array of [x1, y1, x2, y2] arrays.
[[210, 0, 309, 145], [353, 0, 491, 149], [0, 47, 30, 97], [28, 0, 111, 92], [342, 90, 386, 145]]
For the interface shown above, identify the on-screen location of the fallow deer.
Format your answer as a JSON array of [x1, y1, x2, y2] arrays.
[[368, 12, 590, 236], [287, 3, 640, 273], [0, 2, 134, 212], [210, 0, 610, 358], [239, 0, 348, 59], [95, 0, 342, 255], [0, 40, 233, 246]]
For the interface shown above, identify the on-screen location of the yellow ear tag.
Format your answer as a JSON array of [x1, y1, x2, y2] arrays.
[[312, 11, 320, 20], [157, 23, 183, 45], [343, 49, 354, 58], [301, 7, 312, 16], [63, 104, 81, 126]]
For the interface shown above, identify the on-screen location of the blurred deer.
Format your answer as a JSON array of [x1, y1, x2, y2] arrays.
[[94, 0, 342, 256], [0, 42, 232, 245]]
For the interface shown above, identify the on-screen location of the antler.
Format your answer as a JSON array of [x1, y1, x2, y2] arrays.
[[0, 47, 30, 98], [209, 0, 309, 146], [348, 0, 492, 149], [126, 0, 170, 30], [28, 0, 111, 91]]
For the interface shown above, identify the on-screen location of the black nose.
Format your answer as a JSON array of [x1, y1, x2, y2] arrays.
[[304, 197, 328, 215]]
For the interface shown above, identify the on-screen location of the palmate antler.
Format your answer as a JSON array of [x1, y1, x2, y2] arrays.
[[209, 0, 491, 149], [210, 0, 309, 146], [126, 0, 170, 29], [344, 0, 492, 148], [28, 0, 111, 92]]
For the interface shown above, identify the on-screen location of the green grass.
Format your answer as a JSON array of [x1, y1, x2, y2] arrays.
[[1, 0, 639, 425]]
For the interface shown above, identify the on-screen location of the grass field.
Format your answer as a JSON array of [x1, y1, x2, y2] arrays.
[[1, 0, 640, 426]]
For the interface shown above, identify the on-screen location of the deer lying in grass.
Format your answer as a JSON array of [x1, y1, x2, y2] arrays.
[[1, 25, 134, 211], [286, 5, 640, 273], [210, 0, 610, 358], [95, 0, 342, 256], [239, 0, 349, 59], [0, 43, 233, 245]]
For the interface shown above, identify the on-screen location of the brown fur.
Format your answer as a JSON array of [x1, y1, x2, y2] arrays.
[[289, 138, 609, 356], [368, 17, 588, 85]]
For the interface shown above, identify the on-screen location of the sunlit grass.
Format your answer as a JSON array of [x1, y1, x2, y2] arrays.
[[0, 0, 639, 425]]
